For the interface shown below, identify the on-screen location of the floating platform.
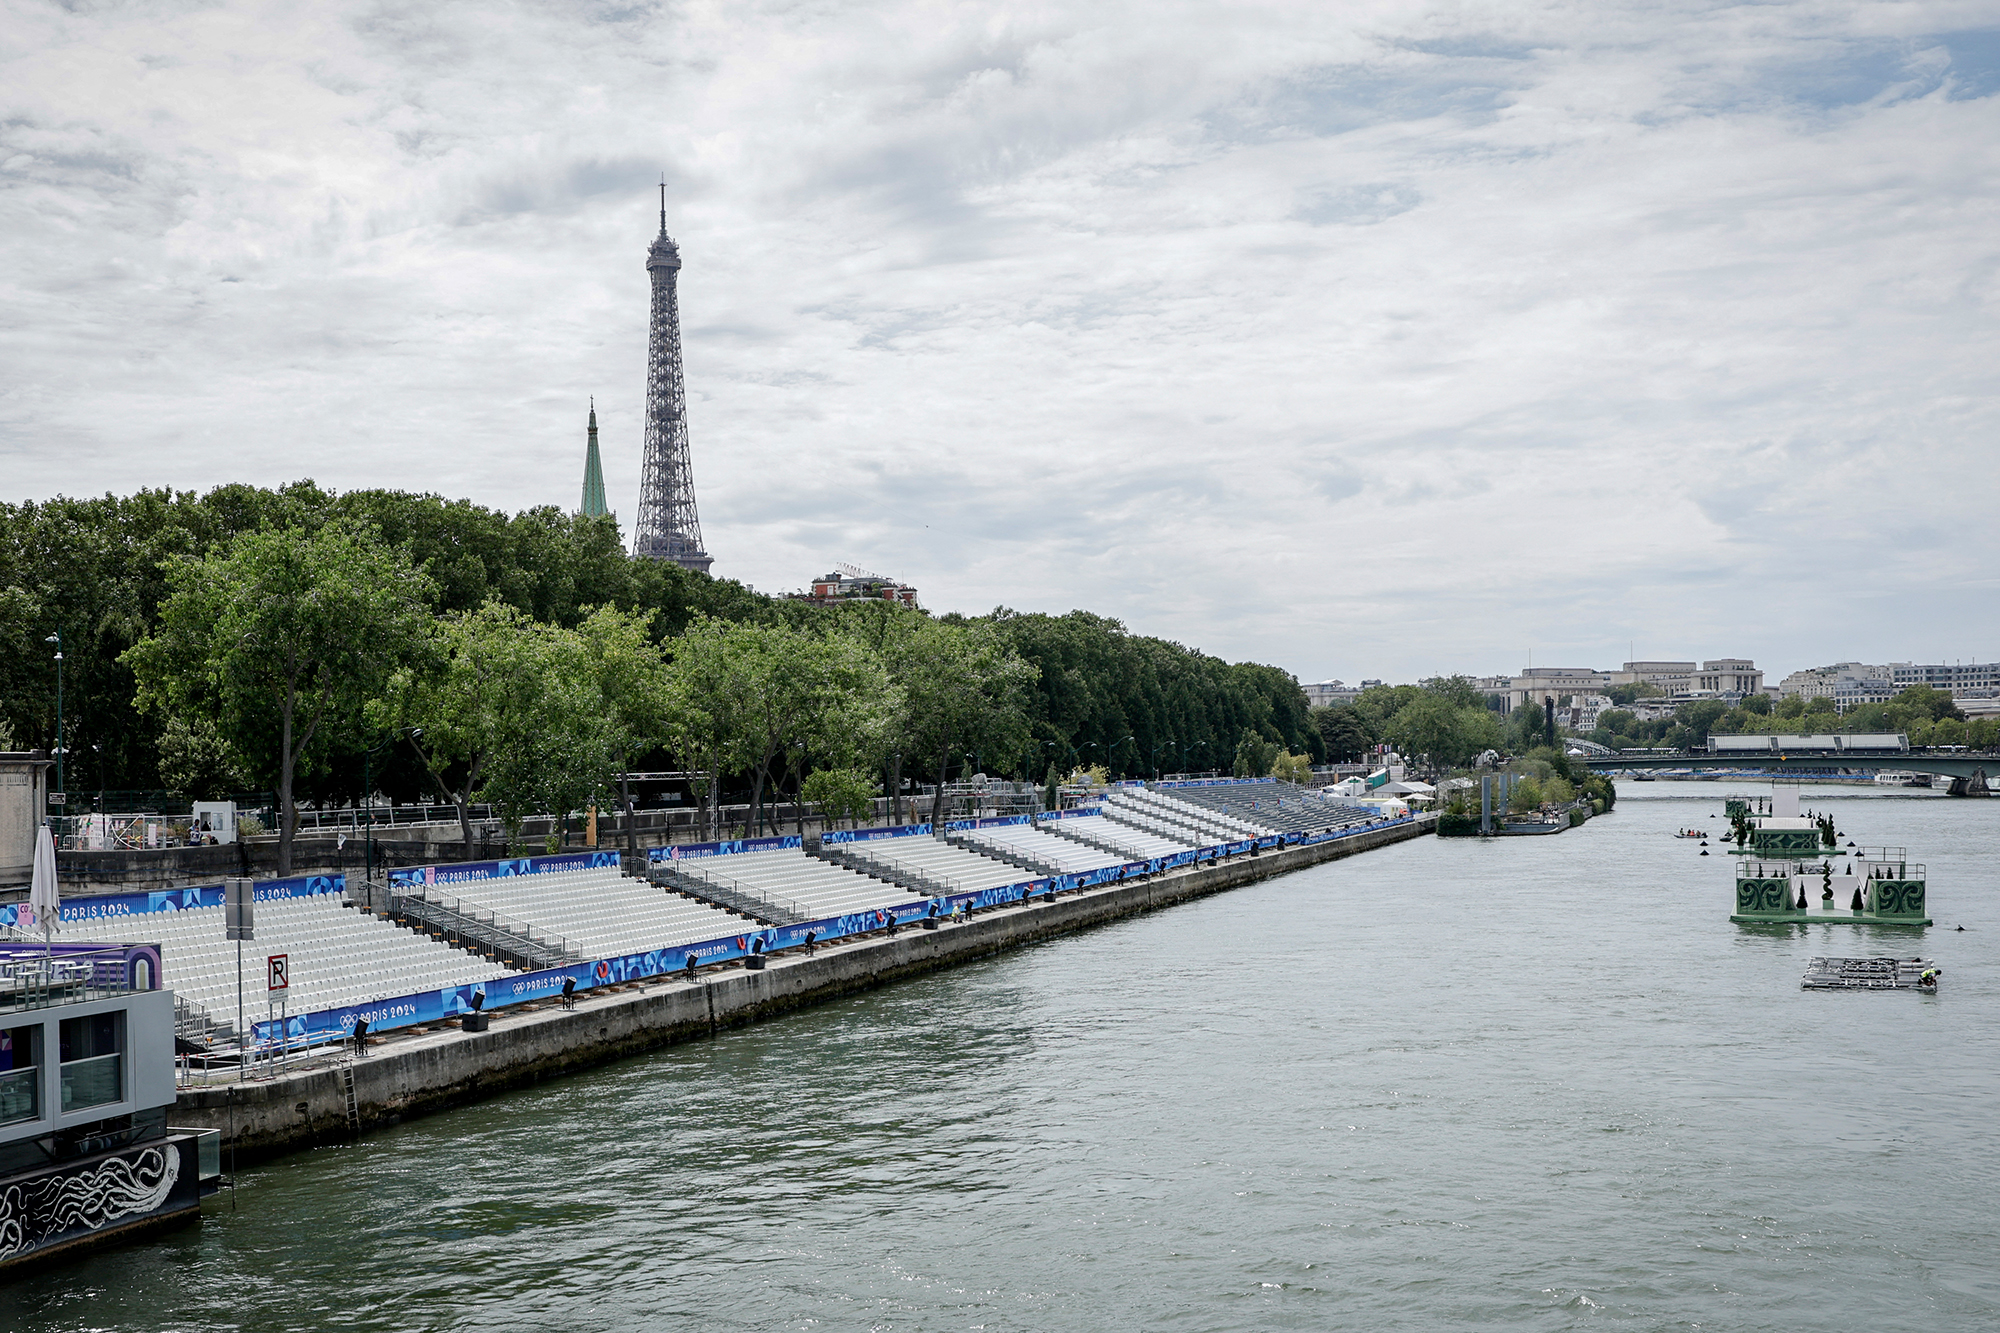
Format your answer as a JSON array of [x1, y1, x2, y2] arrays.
[[1731, 853, 1929, 927], [1733, 902, 1933, 927], [1802, 956, 1939, 990]]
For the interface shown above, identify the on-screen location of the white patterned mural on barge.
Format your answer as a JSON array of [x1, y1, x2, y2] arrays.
[[0, 1143, 181, 1261]]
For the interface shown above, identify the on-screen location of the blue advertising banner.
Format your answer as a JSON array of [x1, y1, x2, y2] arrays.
[[648, 836, 803, 863], [1036, 807, 1105, 822], [0, 873, 346, 932], [389, 850, 619, 888], [943, 814, 1036, 832], [251, 893, 950, 1046], [249, 812, 1423, 1048], [819, 823, 931, 845], [1155, 777, 1276, 790]]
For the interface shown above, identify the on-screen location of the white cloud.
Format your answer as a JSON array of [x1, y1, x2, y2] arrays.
[[2, 0, 1997, 681]]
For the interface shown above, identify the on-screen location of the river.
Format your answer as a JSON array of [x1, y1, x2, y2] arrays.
[[5, 780, 1995, 1330]]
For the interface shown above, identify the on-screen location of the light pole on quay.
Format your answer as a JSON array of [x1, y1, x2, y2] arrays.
[[44, 633, 64, 800]]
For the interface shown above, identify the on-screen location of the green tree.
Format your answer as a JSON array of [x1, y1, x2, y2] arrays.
[[1889, 685, 1963, 725], [1232, 728, 1281, 778], [577, 604, 671, 850], [1388, 694, 1499, 769], [1420, 674, 1484, 710], [1507, 699, 1545, 753], [1774, 694, 1805, 719], [125, 523, 434, 875], [373, 600, 609, 859], [1596, 708, 1636, 736], [1313, 704, 1376, 762], [660, 616, 758, 841], [892, 621, 1037, 826], [801, 768, 879, 829], [671, 619, 896, 837], [479, 626, 623, 852], [1841, 702, 1893, 733], [1675, 699, 1730, 742], [1271, 751, 1313, 784], [155, 715, 246, 801]]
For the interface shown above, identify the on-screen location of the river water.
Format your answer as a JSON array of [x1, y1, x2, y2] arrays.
[[5, 781, 1996, 1331]]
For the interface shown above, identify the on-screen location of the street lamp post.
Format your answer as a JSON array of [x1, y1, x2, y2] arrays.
[[361, 727, 418, 888], [44, 633, 63, 798]]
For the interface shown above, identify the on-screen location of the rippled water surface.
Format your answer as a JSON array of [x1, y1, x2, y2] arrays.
[[5, 781, 1996, 1331]]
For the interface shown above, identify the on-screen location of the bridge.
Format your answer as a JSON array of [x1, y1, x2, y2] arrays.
[[1579, 749, 1996, 785]]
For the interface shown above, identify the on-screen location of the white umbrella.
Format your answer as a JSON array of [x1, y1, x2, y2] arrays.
[[30, 822, 60, 945]]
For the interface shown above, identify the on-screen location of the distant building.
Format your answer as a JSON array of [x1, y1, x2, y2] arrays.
[[1779, 662, 1887, 700], [1493, 667, 1613, 714], [1546, 693, 1615, 733], [1304, 680, 1361, 708], [1619, 660, 1698, 694], [1889, 661, 2000, 693], [1695, 659, 1763, 696], [1833, 674, 1897, 711], [1603, 658, 1761, 702], [790, 564, 919, 608]]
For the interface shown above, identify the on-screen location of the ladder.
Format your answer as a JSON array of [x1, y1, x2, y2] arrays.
[[340, 1062, 361, 1135]]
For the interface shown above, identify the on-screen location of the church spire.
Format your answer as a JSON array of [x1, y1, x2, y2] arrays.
[[581, 398, 609, 518]]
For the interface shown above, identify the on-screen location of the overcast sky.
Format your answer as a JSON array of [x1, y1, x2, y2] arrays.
[[5, 1, 1997, 685]]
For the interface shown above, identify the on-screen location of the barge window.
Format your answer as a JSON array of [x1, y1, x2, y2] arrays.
[[0, 1023, 40, 1125], [59, 1012, 124, 1112]]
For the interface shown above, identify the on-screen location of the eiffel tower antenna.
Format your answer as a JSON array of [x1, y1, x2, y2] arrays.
[[633, 180, 712, 572]]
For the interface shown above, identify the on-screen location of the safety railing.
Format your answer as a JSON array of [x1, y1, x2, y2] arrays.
[[391, 888, 578, 970], [825, 843, 963, 900], [656, 863, 810, 926], [0, 945, 151, 1015]]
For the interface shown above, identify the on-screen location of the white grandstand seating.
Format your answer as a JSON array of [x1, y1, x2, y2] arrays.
[[1158, 783, 1381, 834], [671, 848, 918, 920], [1052, 816, 1192, 860], [435, 865, 749, 960], [1100, 799, 1215, 845], [145, 892, 508, 1025], [839, 837, 1034, 893], [1119, 790, 1260, 840], [957, 824, 1129, 874]]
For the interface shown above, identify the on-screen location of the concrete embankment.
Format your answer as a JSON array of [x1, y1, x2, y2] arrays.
[[174, 815, 1434, 1162]]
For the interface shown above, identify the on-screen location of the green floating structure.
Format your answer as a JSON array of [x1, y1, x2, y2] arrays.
[[1723, 784, 1843, 859], [1731, 847, 1930, 927]]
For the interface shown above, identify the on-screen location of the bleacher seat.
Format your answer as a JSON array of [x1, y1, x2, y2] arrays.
[[434, 865, 750, 960], [672, 848, 919, 920], [838, 837, 1034, 893], [957, 824, 1129, 874], [1051, 816, 1194, 860], [1152, 782, 1381, 835], [142, 892, 509, 1026]]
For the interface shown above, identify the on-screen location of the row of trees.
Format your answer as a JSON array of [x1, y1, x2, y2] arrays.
[[1308, 677, 1508, 770], [1587, 685, 1992, 752], [3, 484, 1329, 872]]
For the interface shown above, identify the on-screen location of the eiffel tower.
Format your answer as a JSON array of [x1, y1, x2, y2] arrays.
[[633, 183, 713, 572]]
